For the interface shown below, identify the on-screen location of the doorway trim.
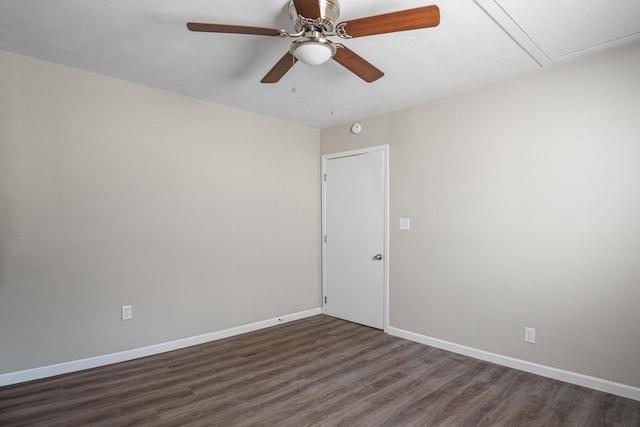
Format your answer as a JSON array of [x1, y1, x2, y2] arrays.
[[321, 144, 389, 331]]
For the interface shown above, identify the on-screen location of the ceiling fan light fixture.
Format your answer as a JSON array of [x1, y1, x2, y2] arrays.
[[188, 2, 440, 83], [291, 37, 336, 66]]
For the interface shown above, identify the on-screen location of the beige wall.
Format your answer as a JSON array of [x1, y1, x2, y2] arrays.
[[321, 42, 640, 388], [0, 51, 321, 374]]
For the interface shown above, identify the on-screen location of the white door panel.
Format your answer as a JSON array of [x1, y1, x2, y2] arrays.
[[323, 147, 387, 329]]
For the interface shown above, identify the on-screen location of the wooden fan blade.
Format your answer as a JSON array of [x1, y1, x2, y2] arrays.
[[292, 0, 321, 19], [187, 22, 282, 36], [337, 5, 440, 38], [261, 52, 298, 83], [333, 45, 384, 83]]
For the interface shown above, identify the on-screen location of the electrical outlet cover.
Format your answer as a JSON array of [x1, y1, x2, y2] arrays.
[[524, 327, 535, 343]]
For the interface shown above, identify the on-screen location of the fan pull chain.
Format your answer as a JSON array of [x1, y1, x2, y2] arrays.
[[330, 70, 334, 115]]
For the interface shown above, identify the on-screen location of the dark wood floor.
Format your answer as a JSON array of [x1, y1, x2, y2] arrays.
[[1, 315, 638, 426]]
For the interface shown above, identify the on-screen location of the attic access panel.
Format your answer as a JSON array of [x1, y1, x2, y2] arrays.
[[474, 0, 640, 65]]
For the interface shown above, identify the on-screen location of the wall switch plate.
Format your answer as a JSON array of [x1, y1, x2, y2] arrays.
[[121, 305, 132, 321], [524, 327, 535, 343], [399, 218, 410, 230]]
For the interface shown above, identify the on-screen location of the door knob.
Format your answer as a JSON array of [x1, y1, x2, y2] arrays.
[[373, 254, 383, 260]]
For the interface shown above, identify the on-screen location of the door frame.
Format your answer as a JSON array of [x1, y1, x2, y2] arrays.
[[321, 144, 390, 331]]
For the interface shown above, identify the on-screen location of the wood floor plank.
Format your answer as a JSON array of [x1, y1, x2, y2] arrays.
[[1, 315, 638, 426]]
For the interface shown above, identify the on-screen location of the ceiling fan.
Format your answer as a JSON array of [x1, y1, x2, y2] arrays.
[[187, 0, 440, 83]]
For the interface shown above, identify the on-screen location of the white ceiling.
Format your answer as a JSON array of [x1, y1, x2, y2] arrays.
[[1, 0, 639, 129]]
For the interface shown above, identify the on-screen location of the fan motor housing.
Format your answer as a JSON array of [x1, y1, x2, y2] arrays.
[[288, 0, 341, 33]]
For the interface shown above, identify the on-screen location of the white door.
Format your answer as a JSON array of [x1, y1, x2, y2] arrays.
[[322, 146, 388, 329]]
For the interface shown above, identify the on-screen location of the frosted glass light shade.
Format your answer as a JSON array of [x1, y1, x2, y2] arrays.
[[293, 42, 333, 65]]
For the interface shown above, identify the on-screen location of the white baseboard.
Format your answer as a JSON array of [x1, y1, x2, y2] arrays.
[[0, 307, 322, 388], [387, 326, 640, 402]]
